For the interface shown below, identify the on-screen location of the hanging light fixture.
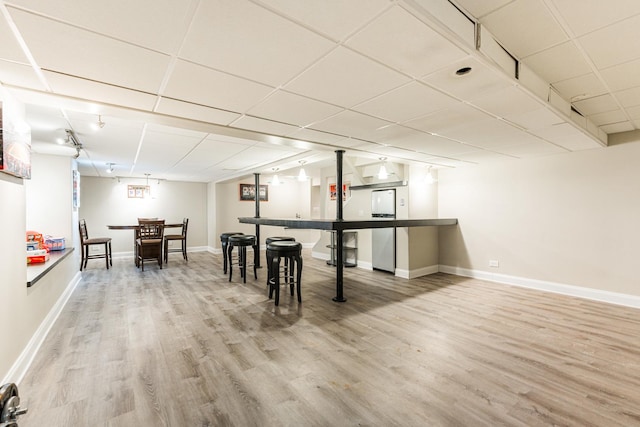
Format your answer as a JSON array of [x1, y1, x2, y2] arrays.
[[377, 157, 388, 180], [297, 160, 307, 181], [425, 166, 436, 184], [92, 115, 106, 130], [106, 162, 115, 174], [271, 168, 281, 186]]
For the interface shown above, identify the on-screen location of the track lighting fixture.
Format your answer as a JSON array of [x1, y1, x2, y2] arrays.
[[106, 162, 115, 174], [92, 115, 105, 130]]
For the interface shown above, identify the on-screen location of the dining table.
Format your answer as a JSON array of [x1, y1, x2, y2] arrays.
[[107, 222, 183, 264]]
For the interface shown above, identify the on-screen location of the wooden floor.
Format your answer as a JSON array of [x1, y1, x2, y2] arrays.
[[18, 251, 640, 426]]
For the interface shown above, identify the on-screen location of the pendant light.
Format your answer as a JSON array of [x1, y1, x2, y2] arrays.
[[271, 168, 281, 186], [297, 160, 307, 181], [377, 157, 388, 180], [425, 166, 436, 184]]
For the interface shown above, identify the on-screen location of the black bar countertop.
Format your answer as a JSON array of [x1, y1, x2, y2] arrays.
[[238, 217, 458, 230]]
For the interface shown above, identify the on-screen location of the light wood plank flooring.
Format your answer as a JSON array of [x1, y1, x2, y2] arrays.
[[18, 251, 640, 426]]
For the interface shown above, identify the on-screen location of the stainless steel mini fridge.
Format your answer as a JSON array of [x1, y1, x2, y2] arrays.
[[371, 189, 395, 273]]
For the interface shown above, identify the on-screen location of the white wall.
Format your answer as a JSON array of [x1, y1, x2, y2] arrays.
[[215, 176, 319, 248], [438, 140, 640, 298], [79, 177, 208, 254], [1, 153, 78, 383]]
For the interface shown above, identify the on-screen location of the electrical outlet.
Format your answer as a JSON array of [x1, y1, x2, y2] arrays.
[[489, 260, 499, 268]]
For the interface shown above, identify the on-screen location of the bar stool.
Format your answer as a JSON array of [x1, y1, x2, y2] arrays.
[[265, 236, 295, 291], [220, 232, 244, 273], [228, 234, 257, 283], [266, 241, 303, 306]]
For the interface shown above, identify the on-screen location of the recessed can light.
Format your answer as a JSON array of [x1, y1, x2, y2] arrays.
[[455, 66, 472, 76]]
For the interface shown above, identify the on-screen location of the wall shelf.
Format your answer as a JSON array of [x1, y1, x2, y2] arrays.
[[326, 230, 358, 268]]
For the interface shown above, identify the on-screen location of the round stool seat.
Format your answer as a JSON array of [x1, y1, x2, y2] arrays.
[[266, 236, 295, 245], [229, 234, 256, 245], [267, 241, 302, 253], [220, 232, 243, 241]]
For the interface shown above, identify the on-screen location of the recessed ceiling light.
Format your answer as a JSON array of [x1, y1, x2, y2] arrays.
[[455, 66, 472, 76]]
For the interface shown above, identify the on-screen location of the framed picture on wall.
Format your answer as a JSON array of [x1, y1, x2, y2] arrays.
[[329, 182, 350, 201], [128, 184, 150, 198], [239, 183, 268, 201], [72, 170, 80, 208]]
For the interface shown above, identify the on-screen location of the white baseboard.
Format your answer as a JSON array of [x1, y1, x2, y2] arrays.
[[439, 265, 640, 309], [396, 264, 439, 279], [2, 272, 82, 385]]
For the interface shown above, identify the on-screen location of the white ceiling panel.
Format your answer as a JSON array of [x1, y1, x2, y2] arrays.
[[479, 0, 567, 58], [441, 118, 526, 149], [0, 16, 28, 62], [578, 14, 640, 69], [353, 81, 459, 123], [504, 107, 564, 131], [588, 109, 628, 126], [522, 41, 591, 84], [405, 103, 492, 134], [309, 110, 393, 140], [347, 5, 467, 78], [532, 123, 601, 150], [551, 73, 608, 102], [163, 60, 274, 113], [179, 0, 334, 87], [471, 85, 543, 118], [452, 0, 512, 19], [247, 91, 343, 127], [284, 46, 410, 108], [0, 61, 44, 91], [231, 116, 301, 137], [422, 57, 513, 101], [602, 121, 634, 134], [573, 94, 620, 116], [599, 58, 640, 92], [552, 0, 640, 36], [8, 8, 170, 93], [393, 133, 473, 156], [256, 0, 391, 41], [285, 128, 351, 146], [8, 0, 196, 53], [155, 98, 241, 126], [493, 139, 567, 157], [614, 87, 640, 108]]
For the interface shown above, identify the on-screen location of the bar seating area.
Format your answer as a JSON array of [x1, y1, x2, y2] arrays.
[[266, 240, 303, 306], [220, 232, 244, 274]]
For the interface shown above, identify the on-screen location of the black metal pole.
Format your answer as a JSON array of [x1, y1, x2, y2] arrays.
[[333, 150, 346, 302], [254, 173, 261, 268]]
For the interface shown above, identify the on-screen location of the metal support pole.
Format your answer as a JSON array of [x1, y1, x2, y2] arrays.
[[254, 173, 261, 268], [333, 150, 346, 302]]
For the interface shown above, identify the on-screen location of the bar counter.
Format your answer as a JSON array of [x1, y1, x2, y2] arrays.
[[238, 217, 458, 302]]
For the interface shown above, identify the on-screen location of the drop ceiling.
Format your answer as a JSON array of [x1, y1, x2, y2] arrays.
[[0, 0, 637, 182]]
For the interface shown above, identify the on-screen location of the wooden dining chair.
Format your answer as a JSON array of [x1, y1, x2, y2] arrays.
[[136, 219, 165, 271], [164, 218, 188, 263], [79, 219, 112, 271]]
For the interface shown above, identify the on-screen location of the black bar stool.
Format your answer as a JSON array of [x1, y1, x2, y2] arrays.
[[228, 234, 257, 283], [265, 236, 295, 291], [266, 241, 303, 306], [220, 232, 244, 274]]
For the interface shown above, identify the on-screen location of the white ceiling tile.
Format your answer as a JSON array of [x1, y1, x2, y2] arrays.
[[347, 5, 467, 78], [0, 17, 29, 63], [492, 140, 567, 157], [179, 0, 334, 87], [310, 110, 392, 140], [422, 57, 513, 101], [441, 118, 525, 148], [0, 61, 44, 92], [232, 116, 301, 137], [366, 124, 426, 144], [453, 149, 516, 163], [353, 81, 459, 123], [285, 128, 350, 146], [471, 85, 543, 118], [155, 98, 241, 126], [532, 123, 602, 150], [522, 41, 591, 84], [599, 58, 640, 92], [504, 107, 564, 131], [614, 87, 640, 108], [601, 121, 634, 134], [551, 73, 608, 102], [404, 103, 491, 134], [553, 0, 640, 36], [573, 94, 619, 116], [247, 91, 343, 127], [9, 8, 170, 94], [586, 109, 627, 126], [392, 133, 473, 157], [8, 0, 196, 53], [284, 46, 410, 108], [135, 128, 203, 173], [578, 14, 640, 69], [44, 72, 158, 112], [163, 60, 274, 113], [453, 0, 512, 19], [256, 0, 391, 41], [480, 0, 568, 58], [625, 105, 640, 119]]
